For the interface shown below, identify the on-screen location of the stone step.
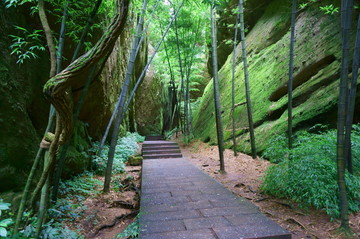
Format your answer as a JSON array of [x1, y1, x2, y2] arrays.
[[145, 135, 164, 141], [143, 143, 178, 149], [142, 149, 181, 155], [143, 153, 183, 159], [143, 141, 177, 145], [142, 146, 180, 151]]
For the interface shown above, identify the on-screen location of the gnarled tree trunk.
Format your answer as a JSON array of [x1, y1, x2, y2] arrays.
[[31, 0, 130, 205]]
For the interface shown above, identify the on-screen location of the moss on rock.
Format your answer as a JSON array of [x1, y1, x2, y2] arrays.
[[193, 0, 360, 154]]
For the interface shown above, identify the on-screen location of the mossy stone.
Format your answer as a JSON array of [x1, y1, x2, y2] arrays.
[[127, 155, 143, 166]]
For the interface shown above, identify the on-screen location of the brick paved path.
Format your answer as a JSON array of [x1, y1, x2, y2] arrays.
[[139, 140, 291, 239]]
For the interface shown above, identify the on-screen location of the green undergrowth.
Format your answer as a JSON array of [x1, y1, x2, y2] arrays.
[[0, 199, 13, 238], [115, 219, 139, 239], [89, 132, 144, 174], [6, 132, 144, 238], [261, 124, 360, 218]]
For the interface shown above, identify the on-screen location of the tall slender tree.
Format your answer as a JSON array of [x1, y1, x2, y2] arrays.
[[337, 0, 353, 231], [345, 14, 360, 174], [211, 0, 225, 172], [174, 18, 187, 135], [13, 0, 59, 234], [288, 0, 297, 150], [231, 4, 240, 156], [239, 0, 256, 159]]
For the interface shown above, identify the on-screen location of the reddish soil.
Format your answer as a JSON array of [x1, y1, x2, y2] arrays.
[[67, 166, 141, 239], [178, 140, 360, 239]]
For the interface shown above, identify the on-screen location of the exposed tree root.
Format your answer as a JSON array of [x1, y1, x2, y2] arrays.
[[93, 211, 139, 236]]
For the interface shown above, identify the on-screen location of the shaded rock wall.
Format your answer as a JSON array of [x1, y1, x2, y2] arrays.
[[0, 5, 50, 191], [76, 16, 135, 139], [193, 0, 360, 154], [135, 59, 163, 136]]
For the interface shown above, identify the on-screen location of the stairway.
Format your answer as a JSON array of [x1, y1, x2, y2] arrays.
[[142, 136, 182, 160]]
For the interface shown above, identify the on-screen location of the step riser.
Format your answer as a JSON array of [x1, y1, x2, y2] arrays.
[[143, 150, 181, 155], [145, 137, 164, 140], [143, 144, 177, 147], [142, 146, 180, 150], [143, 154, 182, 159]]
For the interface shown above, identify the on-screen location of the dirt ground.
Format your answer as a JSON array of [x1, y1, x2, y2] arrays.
[[178, 140, 360, 239], [68, 166, 141, 239]]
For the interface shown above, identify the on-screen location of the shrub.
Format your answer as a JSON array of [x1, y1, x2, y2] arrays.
[[89, 132, 142, 174], [261, 125, 360, 218]]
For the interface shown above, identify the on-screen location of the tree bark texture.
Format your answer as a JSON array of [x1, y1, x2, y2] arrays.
[[337, 0, 353, 231], [288, 0, 297, 150], [33, 0, 130, 203], [232, 2, 240, 156], [38, 0, 57, 78], [211, 1, 225, 172], [344, 14, 360, 174], [239, 0, 257, 159]]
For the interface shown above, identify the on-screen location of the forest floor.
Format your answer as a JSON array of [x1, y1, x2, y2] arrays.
[[178, 139, 360, 239], [67, 166, 141, 239]]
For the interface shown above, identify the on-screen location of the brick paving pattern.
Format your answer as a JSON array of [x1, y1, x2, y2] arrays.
[[139, 139, 291, 239]]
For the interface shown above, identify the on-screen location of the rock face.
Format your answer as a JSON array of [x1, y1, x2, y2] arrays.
[[135, 61, 163, 136], [193, 0, 360, 154], [0, 6, 50, 191], [207, 0, 272, 76]]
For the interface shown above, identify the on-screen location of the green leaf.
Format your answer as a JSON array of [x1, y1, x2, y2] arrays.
[[0, 218, 13, 227], [0, 203, 10, 211], [0, 227, 7, 237]]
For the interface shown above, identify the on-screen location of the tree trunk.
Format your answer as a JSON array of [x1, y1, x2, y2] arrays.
[[38, 0, 56, 78], [211, 0, 225, 172], [13, 0, 59, 235], [337, 0, 353, 231], [56, 3, 68, 74], [174, 18, 186, 135], [232, 3, 240, 156], [239, 0, 257, 159], [345, 14, 360, 174], [72, 0, 103, 61], [32, 0, 130, 205], [288, 0, 297, 150], [35, 150, 50, 239]]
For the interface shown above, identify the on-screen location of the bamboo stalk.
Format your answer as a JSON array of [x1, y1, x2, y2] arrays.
[[345, 14, 360, 174], [232, 2, 240, 156], [337, 0, 353, 231], [239, 0, 256, 159], [211, 0, 225, 172], [288, 0, 297, 150]]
